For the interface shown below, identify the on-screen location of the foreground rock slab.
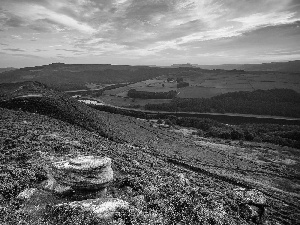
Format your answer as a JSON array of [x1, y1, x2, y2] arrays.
[[51, 156, 113, 191]]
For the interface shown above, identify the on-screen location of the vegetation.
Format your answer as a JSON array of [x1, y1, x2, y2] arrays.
[[127, 89, 177, 99], [177, 82, 189, 88], [145, 89, 300, 118], [1, 81, 300, 224], [166, 116, 300, 149], [90, 104, 300, 148]]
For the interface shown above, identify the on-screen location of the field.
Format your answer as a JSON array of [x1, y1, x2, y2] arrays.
[[89, 70, 300, 108]]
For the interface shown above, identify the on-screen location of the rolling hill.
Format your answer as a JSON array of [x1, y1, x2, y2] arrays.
[[199, 60, 300, 73], [0, 67, 16, 73], [0, 63, 205, 91]]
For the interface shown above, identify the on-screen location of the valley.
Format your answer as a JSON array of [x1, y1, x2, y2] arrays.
[[0, 62, 300, 224]]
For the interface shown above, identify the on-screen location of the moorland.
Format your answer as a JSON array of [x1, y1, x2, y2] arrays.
[[0, 62, 300, 224]]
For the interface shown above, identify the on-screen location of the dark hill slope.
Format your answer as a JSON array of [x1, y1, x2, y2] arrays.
[[0, 81, 149, 143], [0, 67, 15, 73], [0, 81, 176, 145], [0, 81, 109, 139]]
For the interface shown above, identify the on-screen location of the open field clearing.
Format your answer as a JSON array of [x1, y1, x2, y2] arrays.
[[96, 95, 172, 107], [99, 71, 300, 102]]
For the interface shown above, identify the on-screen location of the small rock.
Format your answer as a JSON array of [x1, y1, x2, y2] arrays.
[[132, 195, 145, 209], [42, 177, 73, 195], [123, 186, 133, 195], [16, 189, 57, 217], [234, 189, 266, 205], [243, 190, 266, 205], [240, 204, 262, 223], [56, 198, 129, 219], [234, 189, 267, 224], [177, 173, 190, 186], [144, 185, 160, 200], [17, 188, 38, 200], [0, 193, 5, 202], [132, 160, 140, 167]]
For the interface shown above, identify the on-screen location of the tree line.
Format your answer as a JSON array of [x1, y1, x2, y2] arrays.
[[127, 89, 177, 99], [145, 89, 300, 118]]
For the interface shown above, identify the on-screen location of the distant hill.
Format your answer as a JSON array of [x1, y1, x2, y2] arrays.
[[0, 63, 205, 91], [199, 60, 300, 73], [0, 67, 16, 73]]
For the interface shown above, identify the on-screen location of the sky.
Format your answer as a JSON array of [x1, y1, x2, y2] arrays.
[[0, 0, 300, 67]]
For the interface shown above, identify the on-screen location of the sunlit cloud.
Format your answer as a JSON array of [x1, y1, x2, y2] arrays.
[[0, 0, 299, 67]]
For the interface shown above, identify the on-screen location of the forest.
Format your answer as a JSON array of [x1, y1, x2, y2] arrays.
[[145, 89, 300, 118], [127, 89, 177, 99], [165, 116, 300, 149]]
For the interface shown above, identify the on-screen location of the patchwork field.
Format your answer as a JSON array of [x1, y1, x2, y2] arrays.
[[91, 70, 300, 107]]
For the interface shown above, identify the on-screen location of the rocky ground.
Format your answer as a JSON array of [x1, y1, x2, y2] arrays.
[[0, 82, 299, 224]]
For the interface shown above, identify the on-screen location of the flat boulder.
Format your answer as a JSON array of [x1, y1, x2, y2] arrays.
[[51, 156, 113, 191], [54, 198, 129, 219]]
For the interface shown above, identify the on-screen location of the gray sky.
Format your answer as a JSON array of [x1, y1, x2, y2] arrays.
[[0, 0, 300, 67]]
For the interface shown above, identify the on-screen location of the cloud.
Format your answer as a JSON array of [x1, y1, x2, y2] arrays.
[[35, 49, 47, 52], [0, 51, 43, 59], [56, 48, 84, 53], [231, 11, 299, 29], [11, 35, 22, 39], [3, 48, 25, 52], [0, 0, 300, 65], [1, 1, 96, 34]]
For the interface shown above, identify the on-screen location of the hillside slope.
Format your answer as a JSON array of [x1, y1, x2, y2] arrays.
[[0, 81, 158, 143], [0, 82, 299, 224]]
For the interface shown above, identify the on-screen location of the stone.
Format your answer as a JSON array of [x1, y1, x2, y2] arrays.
[[42, 176, 73, 195], [51, 156, 113, 191], [234, 188, 266, 205], [0, 193, 5, 203], [240, 204, 262, 223], [56, 198, 129, 219], [144, 185, 160, 200], [69, 188, 107, 201], [132, 195, 145, 209], [177, 173, 190, 186], [16, 188, 57, 219], [234, 188, 267, 224], [243, 190, 266, 205], [17, 188, 38, 200]]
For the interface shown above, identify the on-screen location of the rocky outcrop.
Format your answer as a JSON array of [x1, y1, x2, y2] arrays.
[[51, 156, 113, 191], [13, 156, 132, 224], [234, 188, 267, 224]]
